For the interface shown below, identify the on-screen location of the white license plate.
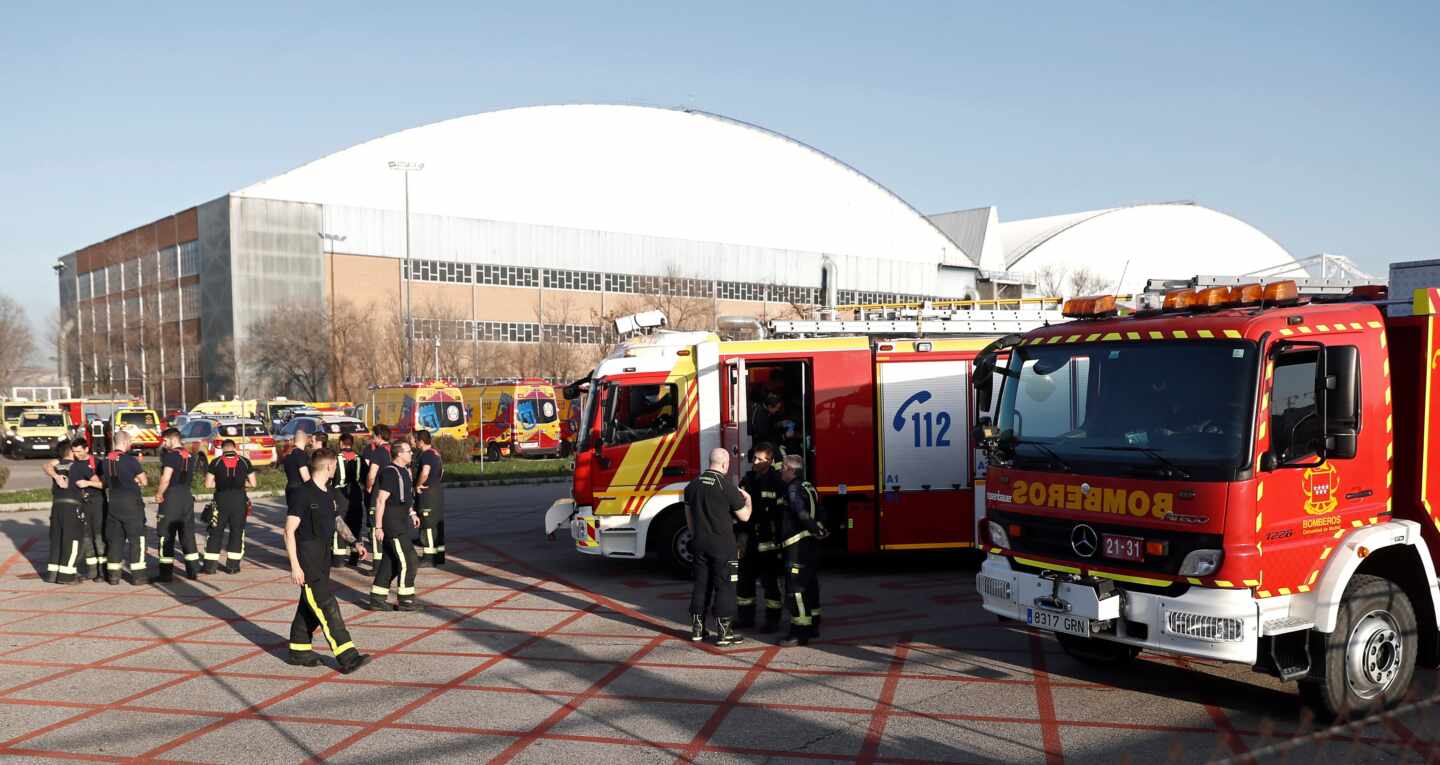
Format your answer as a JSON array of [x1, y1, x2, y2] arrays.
[[1025, 607, 1091, 637], [31, 443, 49, 450]]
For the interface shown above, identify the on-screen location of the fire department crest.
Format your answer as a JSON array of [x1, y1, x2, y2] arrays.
[[1302, 463, 1339, 516]]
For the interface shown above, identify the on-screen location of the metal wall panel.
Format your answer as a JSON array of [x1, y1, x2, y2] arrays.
[[197, 196, 235, 398]]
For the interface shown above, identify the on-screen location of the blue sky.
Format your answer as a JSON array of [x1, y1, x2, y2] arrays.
[[2, 1, 1436, 334]]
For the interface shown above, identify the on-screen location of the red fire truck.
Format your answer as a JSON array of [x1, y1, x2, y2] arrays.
[[973, 276, 1440, 719], [543, 303, 1061, 573]]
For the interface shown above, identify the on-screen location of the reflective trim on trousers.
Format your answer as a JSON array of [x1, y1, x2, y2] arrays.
[[55, 541, 79, 575], [203, 552, 221, 561], [129, 539, 145, 571], [781, 531, 812, 548], [370, 585, 390, 596], [765, 599, 783, 610], [421, 528, 436, 554], [304, 584, 347, 655], [792, 591, 812, 625], [289, 642, 315, 652], [393, 538, 414, 596]]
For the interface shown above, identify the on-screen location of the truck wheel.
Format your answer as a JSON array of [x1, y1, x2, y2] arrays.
[[1299, 574, 1417, 721], [649, 508, 694, 578], [486, 443, 502, 462], [559, 441, 573, 458], [1056, 633, 1141, 666]]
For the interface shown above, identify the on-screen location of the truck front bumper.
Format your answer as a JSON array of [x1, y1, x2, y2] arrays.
[[976, 554, 1260, 664], [545, 502, 645, 558]]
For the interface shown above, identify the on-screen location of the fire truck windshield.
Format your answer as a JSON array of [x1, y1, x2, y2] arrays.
[[995, 340, 1258, 480]]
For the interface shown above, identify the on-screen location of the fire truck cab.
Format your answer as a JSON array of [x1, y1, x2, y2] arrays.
[[974, 276, 1440, 719], [545, 303, 1060, 573]]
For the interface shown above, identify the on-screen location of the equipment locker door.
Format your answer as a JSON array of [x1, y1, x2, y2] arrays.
[[876, 356, 972, 549], [720, 358, 749, 483]]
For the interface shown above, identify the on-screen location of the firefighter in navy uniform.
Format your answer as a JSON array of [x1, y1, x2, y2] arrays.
[[413, 430, 446, 567], [778, 454, 827, 647], [68, 439, 107, 581], [281, 429, 313, 511], [154, 428, 203, 582], [103, 431, 150, 586], [736, 442, 786, 632], [204, 440, 255, 574], [333, 433, 365, 567], [360, 424, 393, 575], [683, 448, 752, 647], [284, 447, 371, 673], [42, 440, 97, 584], [364, 440, 422, 611]]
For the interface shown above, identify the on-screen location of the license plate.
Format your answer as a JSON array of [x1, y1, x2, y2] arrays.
[[31, 443, 48, 450], [1025, 607, 1091, 637], [1103, 534, 1145, 562]]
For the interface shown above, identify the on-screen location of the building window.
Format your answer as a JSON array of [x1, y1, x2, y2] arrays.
[[180, 287, 201, 320], [158, 245, 179, 281], [178, 240, 200, 277], [541, 324, 602, 344], [105, 264, 123, 294], [76, 273, 92, 301], [543, 268, 603, 291], [404, 258, 475, 284], [476, 264, 538, 288], [769, 285, 818, 306], [717, 280, 766, 301], [123, 258, 142, 289]]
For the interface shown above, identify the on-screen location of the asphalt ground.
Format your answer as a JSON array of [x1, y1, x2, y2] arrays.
[[0, 483, 1436, 764], [0, 453, 67, 491]]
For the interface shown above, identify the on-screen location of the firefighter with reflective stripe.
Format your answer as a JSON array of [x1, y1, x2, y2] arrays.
[[203, 440, 255, 574], [334, 432, 366, 567], [154, 428, 203, 582], [281, 429, 313, 509], [283, 447, 371, 673], [778, 454, 827, 647], [361, 424, 393, 575], [42, 439, 99, 584], [103, 431, 150, 585], [683, 448, 753, 647], [69, 439, 107, 580], [737, 442, 786, 632], [413, 429, 446, 567], [364, 439, 421, 611]]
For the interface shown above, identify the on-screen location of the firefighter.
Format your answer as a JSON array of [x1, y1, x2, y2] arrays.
[[154, 428, 202, 582], [283, 447, 371, 673], [413, 429, 446, 567], [203, 439, 255, 574], [41, 440, 96, 584], [777, 454, 828, 646], [364, 440, 421, 611], [69, 438, 107, 581], [103, 431, 149, 586], [333, 432, 366, 568], [737, 442, 785, 632], [361, 424, 393, 575], [683, 447, 752, 647], [281, 430, 313, 512]]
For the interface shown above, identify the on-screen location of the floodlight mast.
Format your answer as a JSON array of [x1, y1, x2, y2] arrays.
[[388, 161, 425, 380]]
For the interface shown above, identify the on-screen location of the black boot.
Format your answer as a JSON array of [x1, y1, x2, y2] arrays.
[[735, 603, 756, 630], [185, 561, 200, 581], [760, 608, 782, 634], [201, 560, 217, 575], [434, 552, 445, 567], [812, 613, 822, 641], [397, 598, 423, 612], [360, 596, 395, 612], [779, 622, 810, 647], [689, 613, 707, 642], [43, 571, 57, 584], [284, 650, 321, 667], [106, 569, 120, 585], [416, 556, 435, 569], [715, 617, 744, 647], [129, 571, 149, 586], [223, 560, 240, 575], [156, 565, 174, 583], [337, 651, 371, 675]]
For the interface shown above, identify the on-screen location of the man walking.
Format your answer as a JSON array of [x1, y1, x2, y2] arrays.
[[364, 440, 421, 612], [413, 430, 445, 567], [154, 428, 202, 582], [284, 447, 370, 673], [203, 440, 255, 574], [683, 447, 751, 647]]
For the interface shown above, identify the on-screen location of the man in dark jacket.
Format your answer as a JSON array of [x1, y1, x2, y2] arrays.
[[777, 454, 827, 646], [683, 448, 752, 646]]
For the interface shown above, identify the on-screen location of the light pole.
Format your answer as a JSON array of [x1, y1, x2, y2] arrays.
[[432, 334, 441, 380], [388, 160, 424, 381], [318, 232, 348, 398]]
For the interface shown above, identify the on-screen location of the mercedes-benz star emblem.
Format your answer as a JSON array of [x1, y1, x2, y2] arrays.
[[1071, 524, 1099, 558]]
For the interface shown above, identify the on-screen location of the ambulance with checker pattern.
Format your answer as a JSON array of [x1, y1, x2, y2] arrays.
[[973, 277, 1440, 719]]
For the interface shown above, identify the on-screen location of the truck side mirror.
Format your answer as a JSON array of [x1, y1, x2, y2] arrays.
[[1323, 345, 1360, 460]]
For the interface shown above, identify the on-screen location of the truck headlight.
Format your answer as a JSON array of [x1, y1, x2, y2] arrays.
[[986, 520, 1010, 549], [1178, 549, 1224, 577]]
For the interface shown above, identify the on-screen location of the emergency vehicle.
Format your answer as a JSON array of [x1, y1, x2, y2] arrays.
[[542, 302, 1062, 574], [363, 381, 468, 442], [50, 397, 144, 452], [2, 400, 48, 455], [973, 276, 1440, 719], [178, 417, 278, 466], [461, 380, 562, 460], [104, 406, 163, 454], [558, 393, 583, 457], [10, 409, 69, 458]]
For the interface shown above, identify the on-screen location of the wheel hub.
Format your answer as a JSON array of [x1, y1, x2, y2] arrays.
[[1346, 610, 1402, 700], [676, 527, 694, 565]]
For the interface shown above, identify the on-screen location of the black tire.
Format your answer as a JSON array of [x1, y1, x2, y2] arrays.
[[649, 507, 694, 579], [486, 443, 502, 462], [1056, 632, 1141, 666], [1299, 574, 1417, 721], [559, 440, 573, 458]]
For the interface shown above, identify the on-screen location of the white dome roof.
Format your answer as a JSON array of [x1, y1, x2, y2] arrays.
[[998, 203, 1304, 295], [236, 104, 971, 268]]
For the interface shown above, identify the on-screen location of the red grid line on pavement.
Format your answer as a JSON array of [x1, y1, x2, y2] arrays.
[[1027, 630, 1065, 765], [299, 600, 601, 763], [0, 537, 39, 577], [488, 632, 670, 764], [856, 635, 911, 765], [670, 645, 782, 764]]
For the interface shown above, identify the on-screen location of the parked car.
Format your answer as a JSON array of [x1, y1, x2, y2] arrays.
[[274, 415, 371, 457], [179, 417, 277, 466]]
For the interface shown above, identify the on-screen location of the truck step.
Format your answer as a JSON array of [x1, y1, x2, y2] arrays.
[[1262, 617, 1315, 635]]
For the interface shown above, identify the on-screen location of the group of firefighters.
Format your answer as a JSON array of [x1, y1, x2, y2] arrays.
[[40, 423, 449, 675]]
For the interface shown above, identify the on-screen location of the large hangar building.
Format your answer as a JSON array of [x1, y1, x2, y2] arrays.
[[55, 104, 979, 407]]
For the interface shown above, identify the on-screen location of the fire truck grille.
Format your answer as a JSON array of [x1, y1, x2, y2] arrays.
[[989, 508, 1222, 582]]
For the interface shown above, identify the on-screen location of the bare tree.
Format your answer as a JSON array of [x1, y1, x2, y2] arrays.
[[1035, 264, 1069, 297], [241, 303, 332, 400], [1068, 266, 1108, 297], [0, 295, 36, 392]]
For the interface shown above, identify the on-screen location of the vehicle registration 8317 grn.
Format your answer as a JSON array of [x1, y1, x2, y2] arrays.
[[1025, 607, 1091, 637]]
